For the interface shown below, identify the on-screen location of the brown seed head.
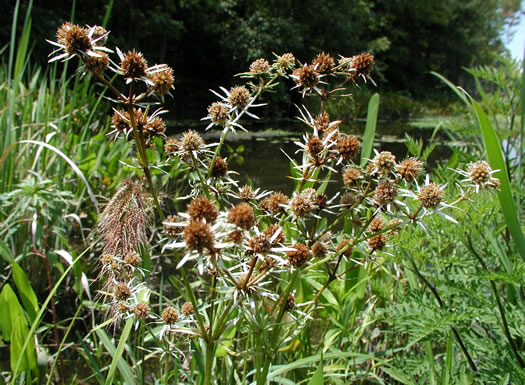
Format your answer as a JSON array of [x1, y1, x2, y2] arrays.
[[294, 65, 320, 89], [112, 110, 130, 133], [121, 50, 148, 79], [337, 136, 360, 160], [263, 224, 284, 245], [188, 197, 218, 223], [229, 229, 244, 244], [397, 157, 423, 182], [145, 117, 166, 136], [307, 136, 323, 158], [91, 25, 108, 45], [113, 283, 131, 300], [101, 253, 114, 265], [352, 53, 374, 76], [314, 112, 330, 133], [211, 156, 228, 178], [181, 302, 195, 316], [312, 241, 328, 258], [247, 234, 271, 254], [229, 86, 250, 109], [336, 240, 353, 257], [239, 185, 255, 200], [163, 215, 183, 238], [316, 193, 328, 209], [149, 66, 174, 96], [208, 102, 229, 125], [133, 303, 150, 320], [340, 192, 358, 207], [418, 184, 444, 209], [372, 151, 396, 176], [181, 130, 204, 152], [284, 294, 295, 311], [368, 234, 387, 251], [287, 244, 310, 267], [228, 202, 254, 230], [313, 52, 335, 73], [388, 218, 403, 234], [162, 306, 179, 324], [259, 256, 276, 271], [164, 138, 180, 154], [260, 192, 288, 214], [124, 251, 142, 267], [250, 58, 270, 74], [184, 221, 215, 251], [375, 181, 397, 206], [117, 301, 130, 314], [57, 23, 92, 55], [276, 53, 295, 72], [84, 52, 109, 74], [291, 194, 313, 217], [343, 167, 362, 186], [369, 217, 385, 232], [468, 160, 491, 185]]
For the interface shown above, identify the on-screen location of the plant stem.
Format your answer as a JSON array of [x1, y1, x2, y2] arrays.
[[204, 340, 215, 385]]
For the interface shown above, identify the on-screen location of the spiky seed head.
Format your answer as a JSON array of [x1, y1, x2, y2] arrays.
[[313, 52, 335, 73], [337, 136, 360, 160], [316, 193, 328, 209], [239, 185, 255, 200], [84, 52, 109, 74], [375, 181, 397, 206], [343, 167, 362, 186], [211, 156, 228, 178], [263, 224, 284, 245], [467, 160, 491, 185], [229, 86, 250, 109], [229, 229, 244, 244], [228, 202, 255, 230], [314, 112, 330, 132], [114, 283, 131, 300], [368, 234, 387, 251], [146, 117, 166, 136], [352, 52, 374, 76], [336, 240, 353, 257], [250, 58, 270, 74], [287, 244, 310, 267], [164, 138, 180, 154], [117, 301, 130, 314], [247, 234, 271, 255], [418, 184, 444, 209], [260, 192, 289, 214], [133, 303, 150, 320], [258, 256, 276, 271], [57, 23, 92, 55], [150, 66, 174, 96], [369, 217, 385, 232], [388, 218, 403, 234], [121, 50, 148, 79], [181, 302, 194, 316], [163, 215, 183, 238], [162, 306, 179, 324], [181, 130, 204, 152], [208, 102, 229, 125], [294, 65, 320, 89], [91, 25, 108, 45], [276, 52, 295, 71], [307, 136, 323, 158], [112, 110, 130, 133], [340, 192, 358, 207], [188, 196, 219, 223], [312, 241, 328, 258], [372, 151, 396, 176], [124, 251, 142, 267], [184, 221, 215, 251], [101, 253, 114, 265], [397, 157, 423, 182]]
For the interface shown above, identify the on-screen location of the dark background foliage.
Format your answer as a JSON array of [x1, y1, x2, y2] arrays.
[[2, 0, 521, 119]]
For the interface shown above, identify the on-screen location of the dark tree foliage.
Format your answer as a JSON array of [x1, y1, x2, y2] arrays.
[[2, 0, 520, 118]]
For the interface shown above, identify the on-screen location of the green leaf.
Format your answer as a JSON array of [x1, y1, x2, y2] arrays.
[[307, 357, 323, 385], [10, 314, 37, 373], [360, 93, 379, 167], [0, 239, 14, 263], [468, 96, 525, 261], [12, 261, 38, 322], [0, 284, 24, 341]]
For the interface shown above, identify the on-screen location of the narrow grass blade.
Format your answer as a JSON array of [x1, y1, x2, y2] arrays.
[[360, 93, 379, 167], [468, 96, 525, 261], [430, 71, 469, 105], [306, 356, 323, 385]]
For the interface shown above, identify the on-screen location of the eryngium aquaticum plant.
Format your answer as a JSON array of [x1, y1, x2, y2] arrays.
[[49, 22, 499, 385]]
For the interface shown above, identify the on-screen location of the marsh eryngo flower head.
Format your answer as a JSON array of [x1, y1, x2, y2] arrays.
[[229, 86, 250, 109], [227, 202, 255, 230], [184, 220, 215, 252], [134, 303, 151, 320], [250, 58, 270, 74], [337, 136, 360, 162], [459, 160, 500, 191], [149, 66, 175, 96], [260, 192, 289, 214], [276, 52, 295, 72], [161, 307, 179, 324], [397, 157, 423, 182], [188, 197, 219, 223], [371, 151, 396, 177], [207, 102, 229, 125], [312, 52, 335, 74], [374, 181, 397, 206], [292, 64, 320, 90], [287, 244, 310, 267], [418, 183, 444, 209], [181, 302, 194, 316]]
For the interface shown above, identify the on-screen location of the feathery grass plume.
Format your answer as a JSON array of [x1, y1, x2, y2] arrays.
[[97, 179, 152, 257]]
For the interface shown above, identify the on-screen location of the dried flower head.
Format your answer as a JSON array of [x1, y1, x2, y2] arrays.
[[352, 53, 374, 76], [293, 65, 320, 89], [260, 192, 289, 214], [316, 193, 328, 209], [164, 138, 180, 154], [162, 306, 179, 324], [336, 240, 353, 257], [340, 192, 358, 207], [91, 25, 108, 45], [369, 217, 385, 232], [276, 53, 295, 72], [184, 220, 215, 251], [372, 151, 396, 177], [229, 86, 250, 109], [468, 160, 491, 184], [247, 234, 271, 255], [287, 244, 310, 267], [307, 136, 323, 158], [57, 23, 92, 55], [181, 302, 195, 316], [239, 185, 255, 200], [263, 224, 284, 245], [343, 167, 362, 186], [228, 202, 255, 230], [101, 253, 114, 265], [211, 156, 228, 178], [291, 194, 313, 217], [117, 301, 130, 314], [397, 157, 423, 182], [375, 181, 397, 206], [418, 183, 444, 209], [337, 136, 360, 161], [134, 303, 151, 320], [111, 109, 130, 134], [314, 112, 330, 133], [313, 52, 335, 73], [188, 197, 219, 223], [208, 102, 229, 125], [388, 218, 403, 234], [250, 58, 270, 74], [368, 234, 387, 251], [181, 130, 204, 153], [229, 229, 244, 244], [124, 251, 142, 267], [144, 116, 166, 137], [150, 66, 174, 96], [113, 283, 131, 300], [84, 52, 109, 74], [312, 242, 328, 258], [163, 215, 183, 238], [121, 50, 148, 79], [284, 294, 295, 311]]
